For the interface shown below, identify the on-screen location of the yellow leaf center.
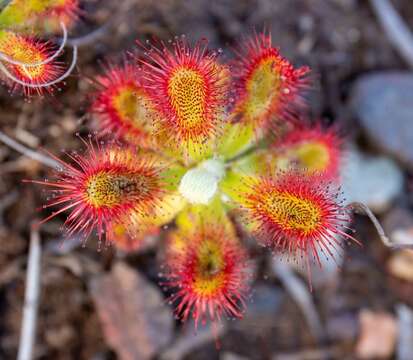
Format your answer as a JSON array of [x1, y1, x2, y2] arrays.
[[112, 86, 155, 133], [168, 67, 206, 135], [262, 190, 322, 235], [281, 142, 330, 174], [244, 57, 281, 121], [85, 172, 151, 208], [193, 240, 225, 296]]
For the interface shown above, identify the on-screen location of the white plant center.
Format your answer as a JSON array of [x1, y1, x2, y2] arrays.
[[179, 158, 226, 204]]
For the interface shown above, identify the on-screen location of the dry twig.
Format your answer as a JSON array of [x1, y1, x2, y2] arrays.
[[0, 131, 60, 169], [272, 261, 326, 344], [17, 225, 42, 360], [369, 0, 413, 68]]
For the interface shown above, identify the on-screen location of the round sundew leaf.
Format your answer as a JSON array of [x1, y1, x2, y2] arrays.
[[162, 202, 251, 329], [237, 171, 357, 275], [139, 39, 229, 165], [272, 123, 343, 180], [27, 145, 184, 247], [91, 64, 163, 151], [230, 32, 310, 136], [0, 29, 64, 95]]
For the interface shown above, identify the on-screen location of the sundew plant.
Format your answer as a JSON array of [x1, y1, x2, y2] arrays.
[[25, 29, 387, 331], [0, 0, 78, 95]]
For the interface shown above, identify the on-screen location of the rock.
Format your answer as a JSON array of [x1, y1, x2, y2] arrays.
[[355, 309, 398, 359], [341, 147, 404, 213], [90, 262, 174, 360], [351, 72, 413, 168]]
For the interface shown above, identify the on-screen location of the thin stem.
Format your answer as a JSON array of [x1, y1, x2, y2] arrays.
[[0, 130, 60, 169], [17, 225, 42, 360], [348, 201, 413, 249], [0, 22, 67, 67], [66, 22, 110, 47], [0, 45, 77, 89], [369, 0, 413, 68]]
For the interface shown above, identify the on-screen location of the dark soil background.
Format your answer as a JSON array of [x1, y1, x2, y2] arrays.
[[1, 0, 413, 359]]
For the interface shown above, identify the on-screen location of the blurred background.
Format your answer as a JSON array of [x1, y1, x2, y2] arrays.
[[1, 0, 413, 359]]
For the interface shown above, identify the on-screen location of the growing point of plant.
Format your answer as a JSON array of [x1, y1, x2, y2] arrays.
[[178, 158, 226, 204]]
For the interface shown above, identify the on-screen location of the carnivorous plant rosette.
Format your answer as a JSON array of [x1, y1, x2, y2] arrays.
[[30, 32, 386, 328]]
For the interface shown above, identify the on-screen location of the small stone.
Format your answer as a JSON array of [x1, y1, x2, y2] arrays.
[[221, 352, 251, 360], [351, 72, 413, 168], [388, 250, 413, 282], [356, 309, 398, 359], [341, 147, 404, 213]]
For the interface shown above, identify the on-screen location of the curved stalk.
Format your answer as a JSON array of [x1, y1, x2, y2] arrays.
[[0, 45, 77, 89], [0, 22, 67, 67], [348, 201, 413, 249]]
